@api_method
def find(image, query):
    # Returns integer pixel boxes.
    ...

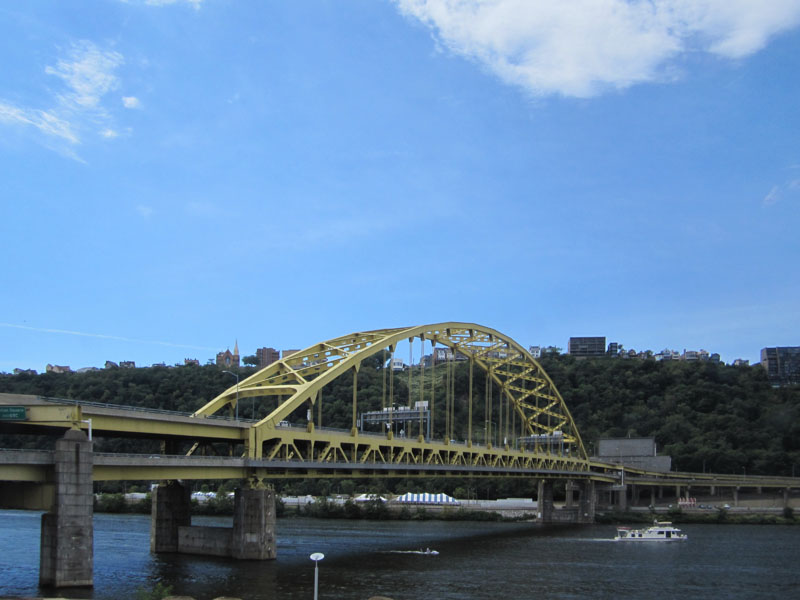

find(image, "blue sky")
[1,0,799,372]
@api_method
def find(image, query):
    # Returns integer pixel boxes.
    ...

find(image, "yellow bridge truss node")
[193,323,589,473]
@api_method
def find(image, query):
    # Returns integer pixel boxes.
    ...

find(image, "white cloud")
[0,40,129,157]
[45,41,123,111]
[393,0,800,97]
[122,96,141,109]
[0,103,79,143]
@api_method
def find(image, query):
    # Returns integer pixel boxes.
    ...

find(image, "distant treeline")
[2,355,798,490]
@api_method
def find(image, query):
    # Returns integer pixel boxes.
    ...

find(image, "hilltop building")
[568,337,606,358]
[256,347,280,368]
[760,346,800,386]
[45,364,71,374]
[216,341,240,369]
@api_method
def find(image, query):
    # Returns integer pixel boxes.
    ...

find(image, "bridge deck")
[1,394,798,489]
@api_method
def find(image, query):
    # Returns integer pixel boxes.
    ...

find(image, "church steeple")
[234,339,239,356]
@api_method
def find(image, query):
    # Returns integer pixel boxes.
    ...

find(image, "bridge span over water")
[1,323,798,589]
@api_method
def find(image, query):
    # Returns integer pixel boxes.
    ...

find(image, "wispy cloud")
[393,0,800,98]
[141,0,203,9]
[0,40,129,157]
[763,178,800,206]
[45,41,123,112]
[763,185,781,206]
[0,322,215,352]
[0,103,79,143]
[136,204,155,218]
[122,96,141,109]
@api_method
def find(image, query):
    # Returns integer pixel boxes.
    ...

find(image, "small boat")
[385,548,439,555]
[614,520,687,542]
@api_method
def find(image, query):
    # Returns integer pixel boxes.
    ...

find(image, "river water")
[1,510,798,599]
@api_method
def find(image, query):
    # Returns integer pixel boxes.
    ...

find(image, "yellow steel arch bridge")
[190,322,589,475]
[2,322,799,492]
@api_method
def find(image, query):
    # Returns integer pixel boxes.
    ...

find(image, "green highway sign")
[0,406,27,420]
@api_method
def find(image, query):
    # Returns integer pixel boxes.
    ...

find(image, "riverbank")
[596,508,798,525]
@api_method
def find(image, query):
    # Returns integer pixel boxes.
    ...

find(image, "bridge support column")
[650,487,656,507]
[733,487,739,507]
[578,480,595,523]
[616,485,627,510]
[565,481,578,509]
[231,487,276,559]
[151,481,191,553]
[784,488,790,508]
[40,429,93,589]
[537,480,553,523]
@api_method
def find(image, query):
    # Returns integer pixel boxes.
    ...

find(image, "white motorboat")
[614,520,687,542]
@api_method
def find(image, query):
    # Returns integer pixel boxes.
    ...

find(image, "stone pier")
[577,480,596,523]
[537,480,554,523]
[40,429,94,588]
[151,480,192,553]
[151,482,276,560]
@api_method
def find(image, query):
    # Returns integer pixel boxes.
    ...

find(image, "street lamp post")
[310,552,324,600]
[222,370,239,420]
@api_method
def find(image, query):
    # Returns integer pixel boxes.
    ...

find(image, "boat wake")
[382,549,440,555]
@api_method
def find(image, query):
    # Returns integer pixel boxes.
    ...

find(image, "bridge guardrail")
[39,396,253,422]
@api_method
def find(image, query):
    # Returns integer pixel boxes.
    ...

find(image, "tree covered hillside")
[1,356,798,477]
[537,355,799,476]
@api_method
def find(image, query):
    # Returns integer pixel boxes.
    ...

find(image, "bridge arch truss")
[193,323,589,475]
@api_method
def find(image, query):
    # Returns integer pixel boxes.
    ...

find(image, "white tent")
[393,492,460,506]
[354,493,387,503]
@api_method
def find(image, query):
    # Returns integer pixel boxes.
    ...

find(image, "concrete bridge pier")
[232,487,277,559]
[151,481,276,560]
[564,481,578,508]
[39,429,94,589]
[616,484,627,510]
[577,480,596,523]
[151,480,191,553]
[537,480,554,523]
